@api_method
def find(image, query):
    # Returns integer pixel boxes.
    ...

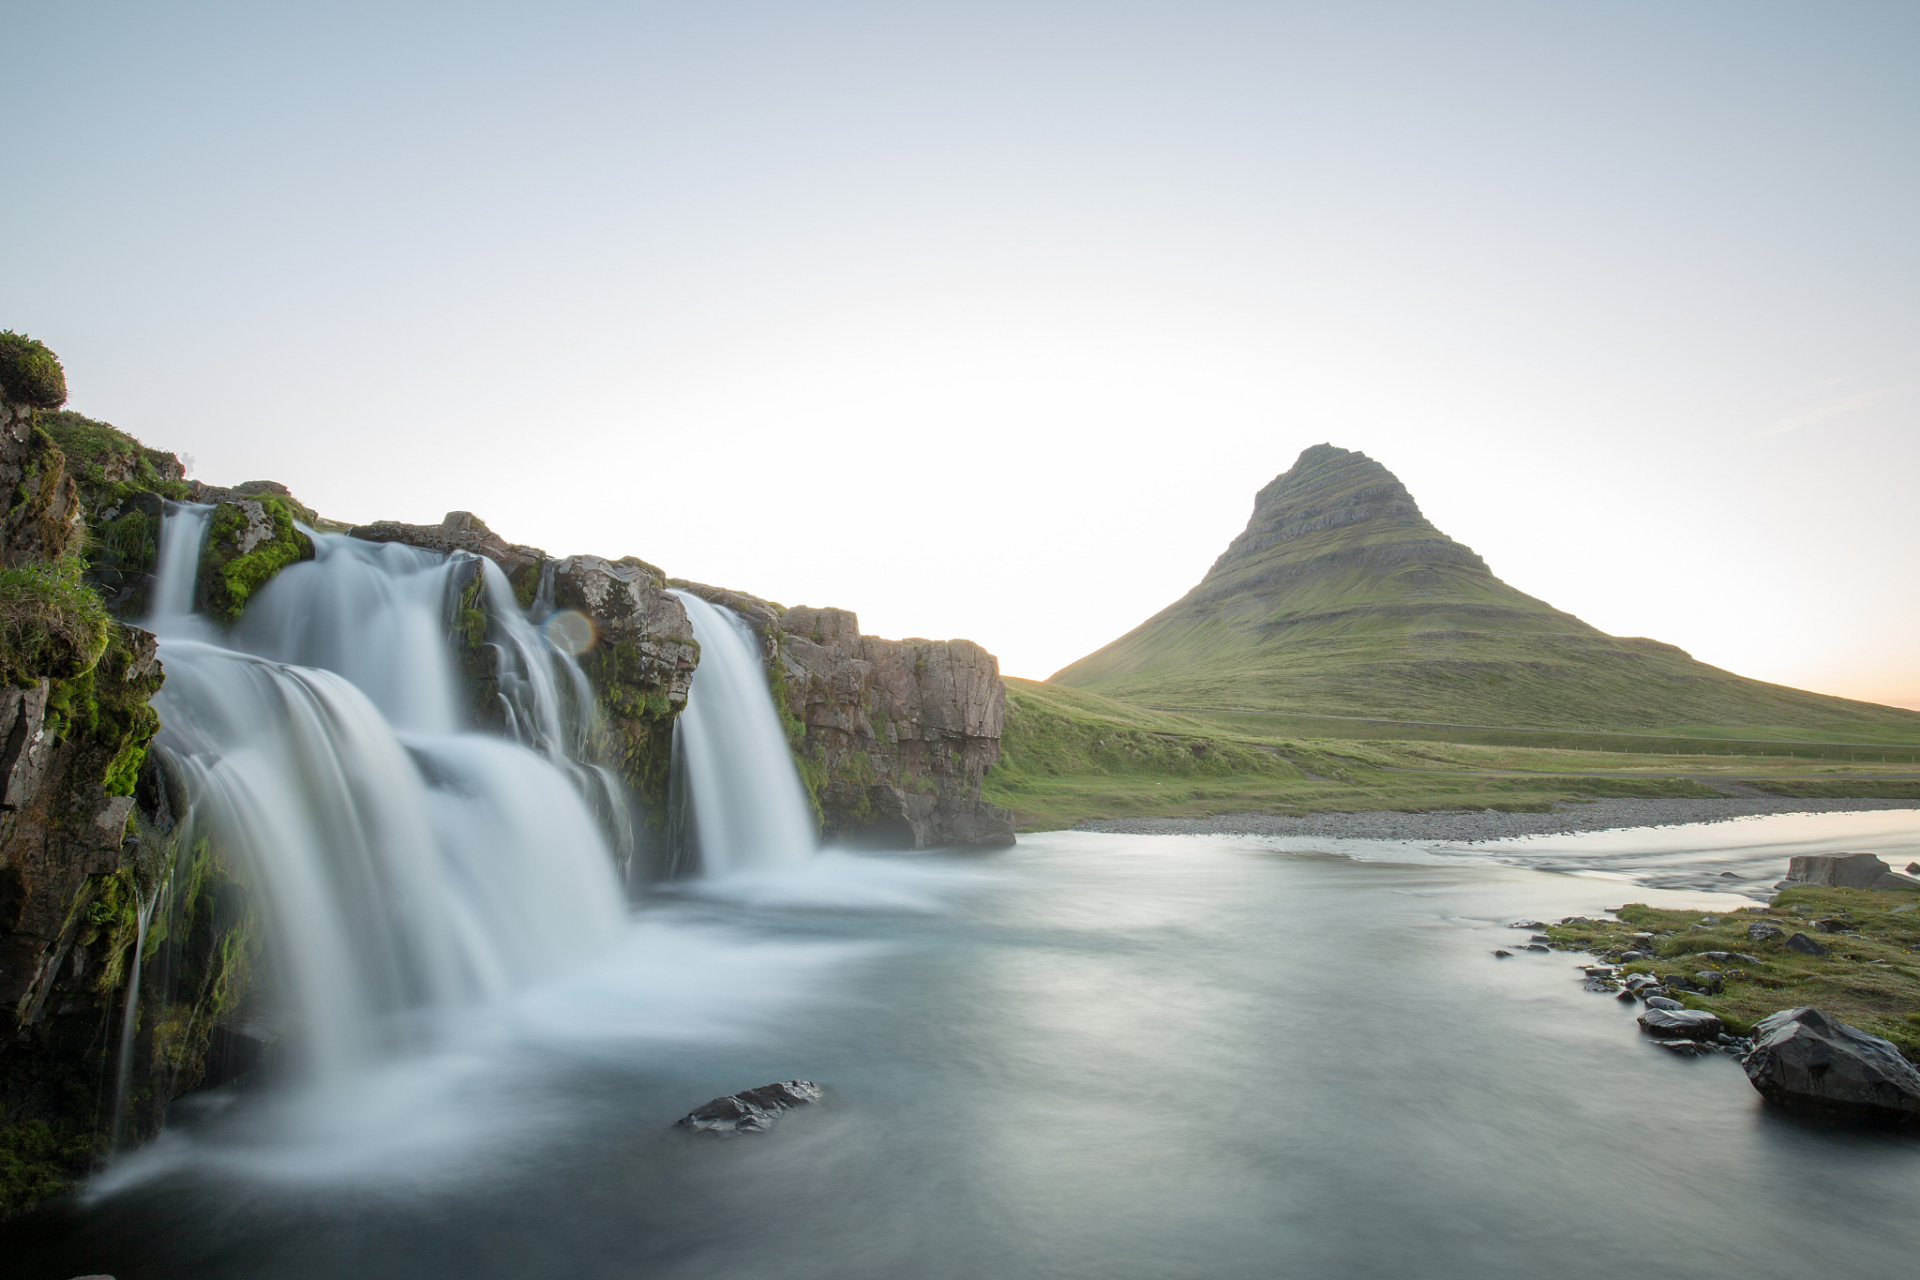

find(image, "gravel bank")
[1073,798,1920,843]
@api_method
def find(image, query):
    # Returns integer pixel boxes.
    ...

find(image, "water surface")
[16,814,1920,1279]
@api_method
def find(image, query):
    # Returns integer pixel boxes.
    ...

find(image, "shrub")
[0,331,68,409]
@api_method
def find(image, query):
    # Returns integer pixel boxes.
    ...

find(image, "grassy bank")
[1543,886,1920,1063]
[982,679,1768,831]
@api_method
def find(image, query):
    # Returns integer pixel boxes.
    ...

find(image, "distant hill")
[1050,444,1920,743]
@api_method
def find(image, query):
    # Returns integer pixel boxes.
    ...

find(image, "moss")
[0,331,67,408]
[197,495,315,623]
[579,638,687,831]
[1543,886,1920,1062]
[0,1119,93,1216]
[0,557,111,686]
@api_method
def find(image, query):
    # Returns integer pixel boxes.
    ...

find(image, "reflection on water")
[12,814,1920,1280]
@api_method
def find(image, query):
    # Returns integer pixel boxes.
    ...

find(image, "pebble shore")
[1073,798,1920,843]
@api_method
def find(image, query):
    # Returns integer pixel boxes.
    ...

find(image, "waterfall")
[143,515,628,1087]
[148,501,212,635]
[667,591,817,877]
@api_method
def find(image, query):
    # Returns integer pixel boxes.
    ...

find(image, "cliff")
[347,515,1015,853]
[672,583,1015,849]
[2,394,251,1215]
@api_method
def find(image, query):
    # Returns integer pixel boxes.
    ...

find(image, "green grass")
[0,557,112,685]
[1543,885,1920,1063]
[984,678,1743,830]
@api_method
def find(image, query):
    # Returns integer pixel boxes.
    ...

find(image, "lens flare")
[543,609,597,657]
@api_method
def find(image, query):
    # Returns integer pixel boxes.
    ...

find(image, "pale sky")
[10,2,1918,709]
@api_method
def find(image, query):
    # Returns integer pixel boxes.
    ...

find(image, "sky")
[8,2,1918,708]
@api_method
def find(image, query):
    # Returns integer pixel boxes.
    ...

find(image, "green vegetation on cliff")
[0,557,111,686]
[1050,445,1920,744]
[0,332,67,408]
[196,495,314,623]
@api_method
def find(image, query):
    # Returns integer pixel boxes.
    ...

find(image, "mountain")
[1049,444,1920,740]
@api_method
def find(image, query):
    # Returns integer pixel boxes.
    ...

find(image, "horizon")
[9,2,1916,709]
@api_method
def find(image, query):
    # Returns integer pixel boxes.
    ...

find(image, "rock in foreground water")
[1742,1008,1920,1124]
[1637,1008,1723,1040]
[677,1080,825,1134]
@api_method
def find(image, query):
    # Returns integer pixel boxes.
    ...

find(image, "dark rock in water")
[1616,988,1638,1001]
[1492,949,1512,958]
[677,1080,824,1134]
[1719,871,1738,877]
[1524,943,1550,953]
[1784,932,1829,957]
[1528,934,1552,943]
[1509,920,1545,930]
[1747,921,1785,943]
[1637,1008,1724,1040]
[1644,996,1685,1011]
[1742,1008,1920,1124]
[1654,1038,1711,1056]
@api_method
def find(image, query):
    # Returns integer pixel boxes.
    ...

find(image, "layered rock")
[674,583,1014,848]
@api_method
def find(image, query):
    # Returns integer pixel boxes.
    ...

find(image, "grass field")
[983,678,1920,831]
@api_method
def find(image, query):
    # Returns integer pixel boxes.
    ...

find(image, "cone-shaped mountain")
[1050,445,1920,736]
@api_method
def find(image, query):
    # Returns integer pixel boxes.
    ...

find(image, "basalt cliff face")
[671,583,1014,849]
[344,513,1013,852]
[1052,444,1920,736]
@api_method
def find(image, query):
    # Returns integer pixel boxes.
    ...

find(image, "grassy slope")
[1050,445,1920,742]
[984,679,1920,831]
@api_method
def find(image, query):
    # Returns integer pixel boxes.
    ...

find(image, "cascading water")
[667,590,817,877]
[141,514,629,1087]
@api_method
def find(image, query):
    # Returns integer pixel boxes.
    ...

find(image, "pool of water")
[13,813,1920,1279]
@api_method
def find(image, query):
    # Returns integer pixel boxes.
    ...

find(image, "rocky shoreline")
[1073,797,1920,843]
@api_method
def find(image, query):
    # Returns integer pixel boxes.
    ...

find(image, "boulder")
[1775,852,1920,892]
[350,510,544,582]
[1637,1008,1723,1040]
[1747,921,1785,943]
[676,1080,824,1135]
[1784,933,1829,957]
[1742,1007,1920,1124]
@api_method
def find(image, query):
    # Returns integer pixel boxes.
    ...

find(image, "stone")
[1509,920,1545,929]
[1719,871,1737,877]
[1644,996,1684,1011]
[676,1080,824,1135]
[1747,921,1785,943]
[1524,943,1550,952]
[1784,933,1829,957]
[1692,970,1725,991]
[1492,949,1512,957]
[1891,904,1917,915]
[1637,1008,1723,1040]
[1774,852,1920,892]
[1654,1039,1711,1056]
[1812,918,1849,934]
[350,510,544,582]
[1620,950,1651,960]
[1742,1008,1920,1124]
[1529,934,1551,943]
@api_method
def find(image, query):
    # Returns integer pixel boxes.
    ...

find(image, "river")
[14,811,1919,1279]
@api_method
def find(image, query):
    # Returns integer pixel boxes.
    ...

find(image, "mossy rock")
[0,331,67,409]
[0,557,112,687]
[194,497,314,623]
